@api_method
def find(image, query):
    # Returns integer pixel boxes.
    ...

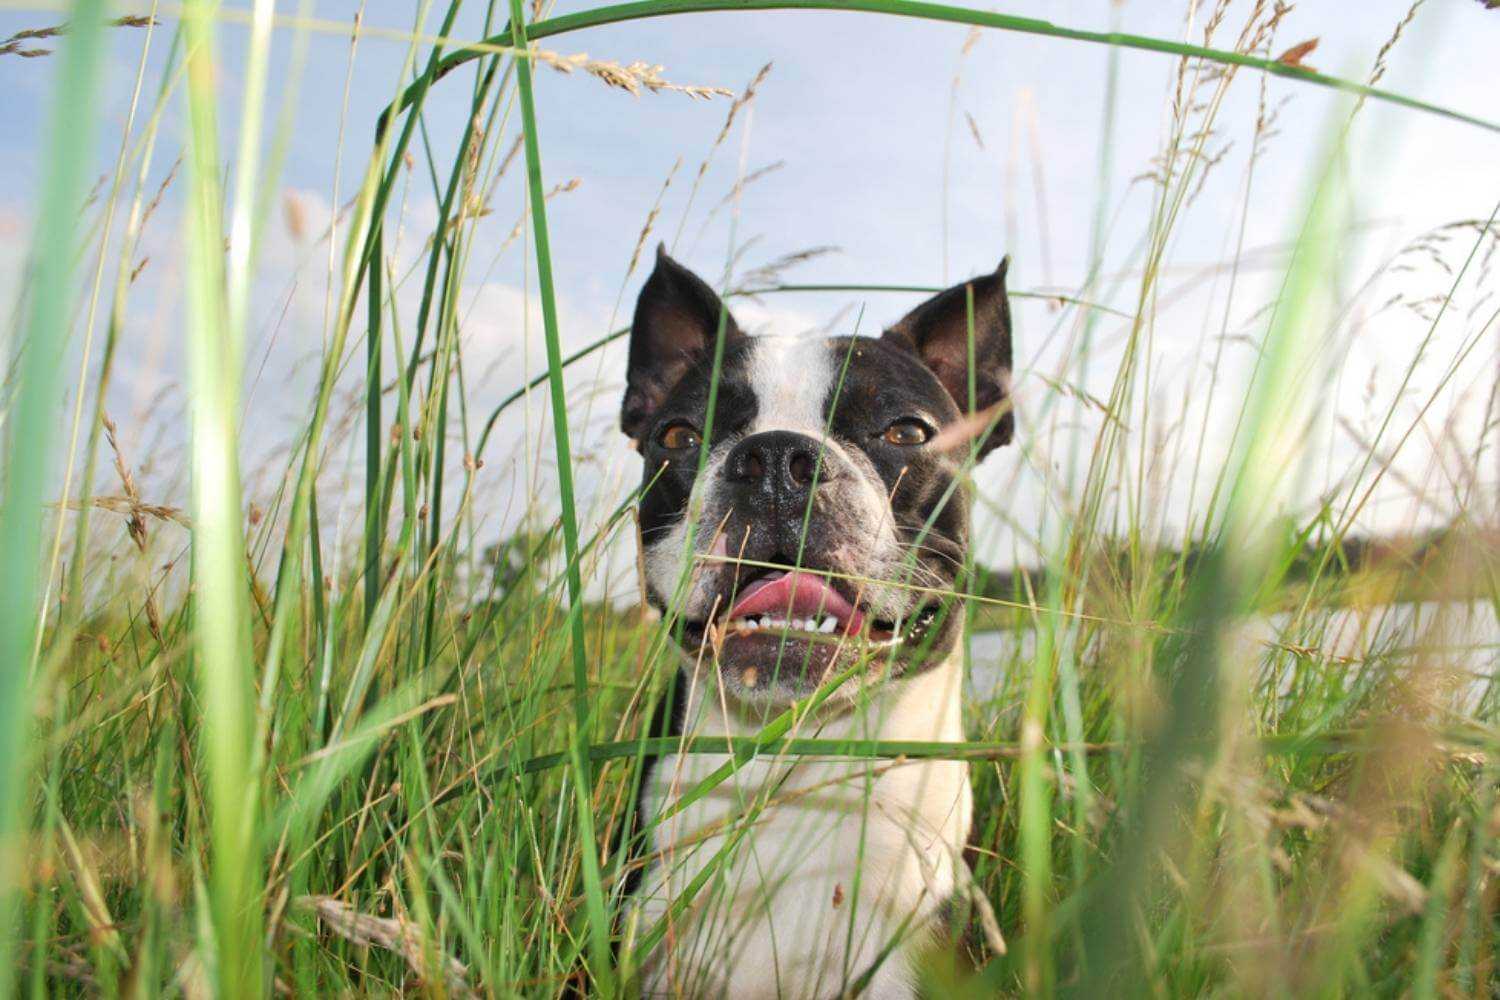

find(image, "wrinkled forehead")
[673,335,959,438]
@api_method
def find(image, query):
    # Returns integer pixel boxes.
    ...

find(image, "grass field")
[3,0,1499,996]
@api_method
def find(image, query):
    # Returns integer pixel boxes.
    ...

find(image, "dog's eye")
[657,422,702,450]
[881,419,932,447]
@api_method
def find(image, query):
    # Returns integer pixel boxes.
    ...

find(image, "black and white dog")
[620,247,1013,998]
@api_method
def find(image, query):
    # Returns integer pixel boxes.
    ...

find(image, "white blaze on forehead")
[747,336,834,435]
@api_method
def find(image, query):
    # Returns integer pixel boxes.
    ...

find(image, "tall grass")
[4,0,1497,996]
[1,0,108,991]
[506,0,613,988]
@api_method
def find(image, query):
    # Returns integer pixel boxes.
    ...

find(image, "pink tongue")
[727,571,865,634]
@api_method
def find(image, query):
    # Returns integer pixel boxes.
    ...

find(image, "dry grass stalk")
[138,157,181,233]
[49,411,188,643]
[1368,1,1424,87]
[712,159,783,211]
[299,895,477,997]
[733,244,840,295]
[57,818,126,959]
[52,494,189,530]
[105,414,151,550]
[965,111,985,150]
[459,113,487,226]
[0,12,733,106]
[99,414,176,641]
[710,62,774,147]
[283,193,309,242]
[929,399,1015,455]
[960,24,982,57]
[690,160,785,249]
[496,134,525,182]
[0,15,155,58]
[627,159,683,280]
[671,62,774,246]
[492,178,581,255]
[1347,0,1425,124]
[546,52,733,100]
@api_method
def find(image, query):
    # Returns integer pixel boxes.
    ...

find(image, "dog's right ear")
[882,257,1014,457]
[621,246,743,443]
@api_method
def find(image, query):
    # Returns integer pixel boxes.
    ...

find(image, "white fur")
[747,336,835,438]
[643,448,736,615]
[631,655,972,998]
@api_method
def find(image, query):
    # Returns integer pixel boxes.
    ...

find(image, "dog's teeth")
[746,619,759,630]
[819,617,837,633]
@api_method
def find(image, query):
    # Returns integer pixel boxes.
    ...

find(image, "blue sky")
[2,0,1497,585]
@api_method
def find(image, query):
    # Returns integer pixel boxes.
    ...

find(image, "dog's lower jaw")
[631,653,972,999]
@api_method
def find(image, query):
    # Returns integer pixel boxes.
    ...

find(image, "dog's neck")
[677,653,967,745]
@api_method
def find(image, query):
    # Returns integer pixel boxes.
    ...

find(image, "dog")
[619,246,1014,998]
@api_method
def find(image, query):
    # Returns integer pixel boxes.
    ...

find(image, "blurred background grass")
[1,0,1498,995]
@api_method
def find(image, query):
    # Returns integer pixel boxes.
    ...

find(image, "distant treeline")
[972,524,1500,607]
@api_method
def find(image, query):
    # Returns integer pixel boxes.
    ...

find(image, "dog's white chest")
[631,661,971,999]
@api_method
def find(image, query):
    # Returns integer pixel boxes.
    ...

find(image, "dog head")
[623,246,1014,705]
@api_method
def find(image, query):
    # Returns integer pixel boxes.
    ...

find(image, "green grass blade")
[0,1,108,993]
[505,4,615,991]
[399,0,1500,137]
[180,0,263,991]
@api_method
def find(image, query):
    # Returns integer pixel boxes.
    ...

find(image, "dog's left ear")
[882,257,1014,456]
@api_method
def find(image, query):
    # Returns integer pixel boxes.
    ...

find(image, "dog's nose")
[725,431,839,498]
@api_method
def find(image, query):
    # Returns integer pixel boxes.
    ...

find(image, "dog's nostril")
[787,451,816,486]
[743,449,765,481]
